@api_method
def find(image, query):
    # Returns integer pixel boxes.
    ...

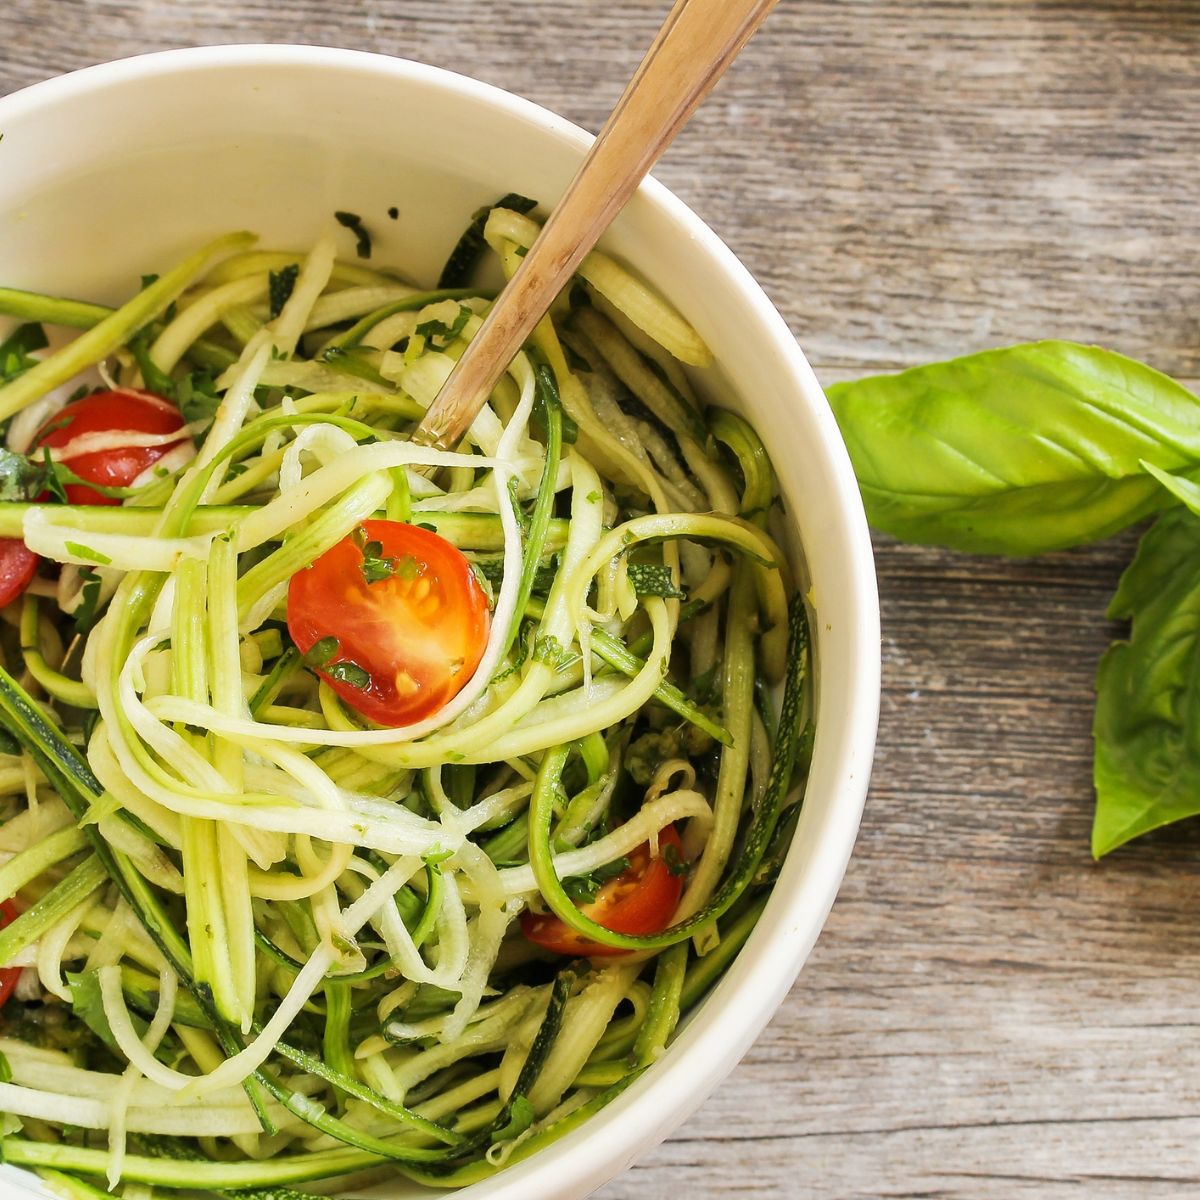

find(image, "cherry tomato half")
[0,898,23,1007]
[287,519,491,728]
[0,539,39,609]
[34,388,188,506]
[521,825,686,958]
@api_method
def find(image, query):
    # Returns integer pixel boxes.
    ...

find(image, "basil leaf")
[827,341,1200,555]
[1142,460,1200,516]
[1092,507,1200,855]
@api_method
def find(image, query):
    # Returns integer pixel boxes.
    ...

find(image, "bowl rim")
[0,44,881,1200]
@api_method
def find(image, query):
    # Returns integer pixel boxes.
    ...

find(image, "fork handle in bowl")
[411,0,779,454]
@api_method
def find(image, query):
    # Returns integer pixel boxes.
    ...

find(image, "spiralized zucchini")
[0,201,813,1196]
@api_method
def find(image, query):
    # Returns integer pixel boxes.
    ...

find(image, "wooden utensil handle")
[413,0,778,452]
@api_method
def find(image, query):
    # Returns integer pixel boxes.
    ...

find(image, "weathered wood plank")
[3,3,1199,1198]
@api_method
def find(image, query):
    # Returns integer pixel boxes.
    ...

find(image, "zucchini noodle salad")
[0,197,812,1197]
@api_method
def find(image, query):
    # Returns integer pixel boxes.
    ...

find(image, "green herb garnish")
[0,447,42,501]
[0,322,47,383]
[73,568,102,635]
[334,210,372,259]
[437,192,537,287]
[563,856,630,904]
[325,660,371,690]
[63,541,112,565]
[414,304,472,345]
[626,562,685,600]
[269,263,300,318]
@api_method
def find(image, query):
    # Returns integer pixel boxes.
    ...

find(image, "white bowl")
[0,45,880,1200]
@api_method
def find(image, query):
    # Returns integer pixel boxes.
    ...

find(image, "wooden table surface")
[3,2,1199,1197]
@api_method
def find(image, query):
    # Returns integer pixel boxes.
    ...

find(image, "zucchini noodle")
[0,203,815,1195]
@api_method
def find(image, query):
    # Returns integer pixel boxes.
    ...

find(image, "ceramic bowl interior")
[0,45,880,1200]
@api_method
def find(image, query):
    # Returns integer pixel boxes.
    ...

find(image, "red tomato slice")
[34,388,188,506]
[0,898,22,1007]
[287,519,491,727]
[521,825,686,958]
[0,538,39,609]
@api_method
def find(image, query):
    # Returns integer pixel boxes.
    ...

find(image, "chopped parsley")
[0,445,129,507]
[302,635,371,690]
[662,840,688,878]
[532,633,568,667]
[627,562,685,599]
[0,448,43,502]
[325,660,371,689]
[64,541,112,566]
[0,322,47,383]
[472,554,557,595]
[334,210,372,259]
[38,446,69,502]
[268,263,300,318]
[414,303,472,346]
[176,370,222,426]
[127,327,176,398]
[351,525,419,585]
[563,855,631,904]
[37,447,130,502]
[73,568,103,635]
[360,542,395,584]
[437,192,538,288]
[302,637,340,668]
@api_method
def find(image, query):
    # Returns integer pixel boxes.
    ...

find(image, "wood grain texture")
[3,2,1199,1197]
